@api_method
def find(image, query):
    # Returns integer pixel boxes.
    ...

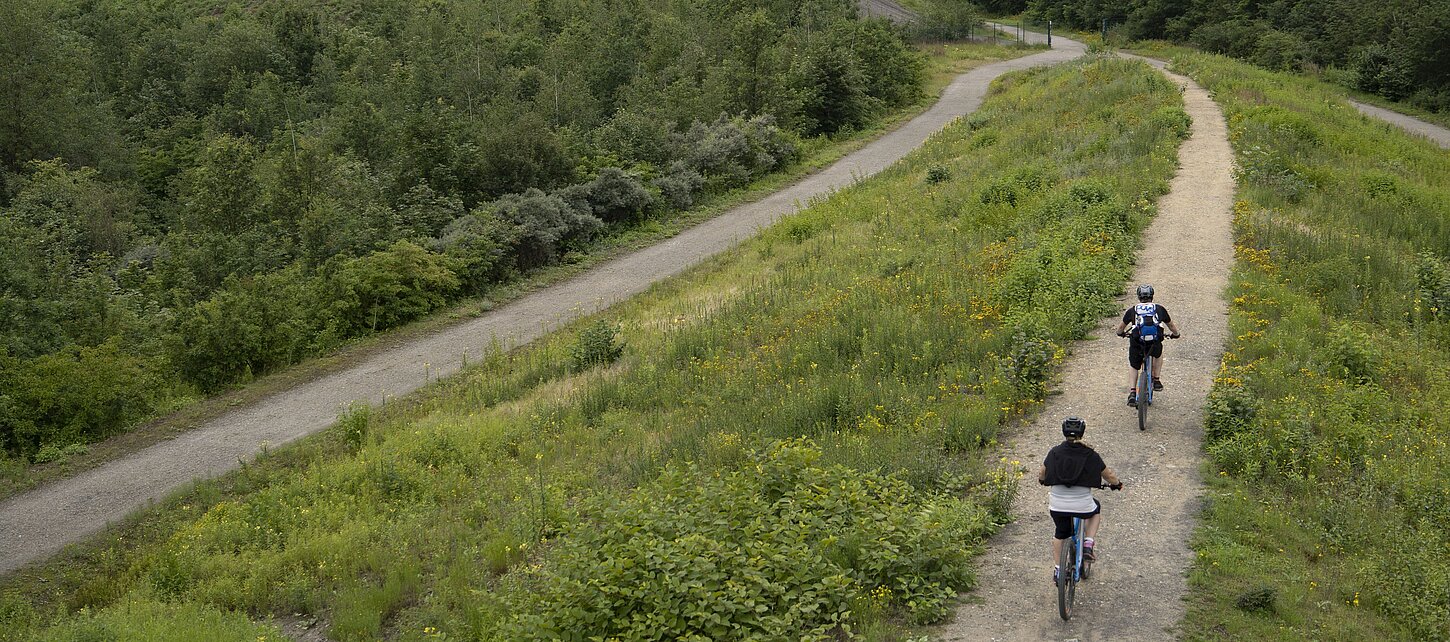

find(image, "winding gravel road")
[1349,99,1450,149]
[939,43,1236,640]
[0,38,1088,576]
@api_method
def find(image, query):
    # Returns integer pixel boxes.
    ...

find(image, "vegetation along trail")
[1348,100,1450,150]
[941,54,1235,640]
[0,39,1087,575]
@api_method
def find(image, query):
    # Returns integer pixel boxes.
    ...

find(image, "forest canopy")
[0,0,926,459]
[1019,0,1450,111]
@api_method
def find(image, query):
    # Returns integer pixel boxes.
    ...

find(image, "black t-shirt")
[1042,441,1106,487]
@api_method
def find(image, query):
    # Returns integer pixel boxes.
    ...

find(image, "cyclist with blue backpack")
[1115,284,1181,407]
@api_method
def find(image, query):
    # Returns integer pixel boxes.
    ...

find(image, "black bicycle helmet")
[1061,416,1086,439]
[1136,284,1155,302]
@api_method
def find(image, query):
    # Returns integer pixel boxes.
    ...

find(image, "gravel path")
[857,0,918,24]
[1348,100,1450,149]
[939,53,1236,640]
[0,39,1087,576]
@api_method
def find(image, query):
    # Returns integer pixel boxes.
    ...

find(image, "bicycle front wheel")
[1137,358,1151,431]
[1058,538,1076,620]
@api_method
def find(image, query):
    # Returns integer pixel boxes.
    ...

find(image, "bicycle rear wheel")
[1058,538,1076,620]
[1137,357,1151,431]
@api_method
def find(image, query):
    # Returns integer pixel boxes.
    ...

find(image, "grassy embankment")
[1131,45,1450,641]
[0,39,1033,501]
[0,56,1188,640]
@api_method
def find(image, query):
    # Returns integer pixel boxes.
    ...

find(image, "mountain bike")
[1121,326,1178,431]
[1057,484,1119,621]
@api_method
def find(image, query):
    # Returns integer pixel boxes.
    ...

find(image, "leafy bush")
[1149,106,1192,140]
[1354,44,1415,101]
[432,210,520,293]
[559,167,653,224]
[650,162,705,210]
[591,108,676,166]
[568,320,624,372]
[489,189,603,270]
[1318,323,1378,384]
[680,115,798,190]
[926,164,951,184]
[0,339,164,456]
[1002,328,1057,398]
[170,268,314,392]
[502,441,985,639]
[915,0,980,41]
[320,240,461,337]
[790,38,875,136]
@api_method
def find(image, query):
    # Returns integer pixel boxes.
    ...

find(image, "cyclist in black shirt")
[1115,284,1181,407]
[1040,417,1122,581]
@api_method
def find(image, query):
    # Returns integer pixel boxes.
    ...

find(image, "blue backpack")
[1133,303,1160,342]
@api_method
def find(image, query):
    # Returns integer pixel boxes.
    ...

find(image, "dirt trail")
[1348,100,1450,149]
[940,55,1236,640]
[0,39,1088,576]
[857,0,918,24]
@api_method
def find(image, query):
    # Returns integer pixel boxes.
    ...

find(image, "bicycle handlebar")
[1118,326,1180,339]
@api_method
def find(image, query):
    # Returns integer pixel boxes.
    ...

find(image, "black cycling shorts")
[1128,338,1163,370]
[1049,498,1101,540]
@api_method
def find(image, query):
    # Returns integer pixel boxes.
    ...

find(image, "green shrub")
[170,268,314,392]
[1149,106,1192,140]
[1234,586,1276,613]
[568,320,624,372]
[926,164,951,184]
[1319,323,1378,384]
[37,596,281,642]
[320,240,461,337]
[1203,385,1256,444]
[0,338,164,456]
[337,404,371,454]
[32,444,65,464]
[1002,329,1057,399]
[501,441,983,639]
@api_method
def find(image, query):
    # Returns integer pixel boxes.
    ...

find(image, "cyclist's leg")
[1080,499,1104,539]
[1050,511,1075,573]
[1080,500,1103,559]
[1149,341,1165,381]
[1127,342,1145,403]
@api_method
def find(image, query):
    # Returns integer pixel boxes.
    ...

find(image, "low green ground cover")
[1137,46,1450,641]
[0,56,1186,640]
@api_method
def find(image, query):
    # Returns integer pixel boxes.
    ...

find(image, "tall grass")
[1135,45,1450,641]
[0,56,1187,640]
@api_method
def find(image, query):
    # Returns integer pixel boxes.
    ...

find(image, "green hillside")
[0,56,1189,640]
[1126,46,1450,641]
[0,0,926,465]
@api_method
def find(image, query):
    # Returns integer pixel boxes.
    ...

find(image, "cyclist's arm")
[1167,320,1180,335]
[1102,468,1121,486]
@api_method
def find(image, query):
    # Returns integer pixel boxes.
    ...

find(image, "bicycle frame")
[1137,350,1153,431]
[1058,516,1089,620]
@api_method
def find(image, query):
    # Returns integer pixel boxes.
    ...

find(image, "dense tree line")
[1023,0,1450,111]
[0,0,926,459]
